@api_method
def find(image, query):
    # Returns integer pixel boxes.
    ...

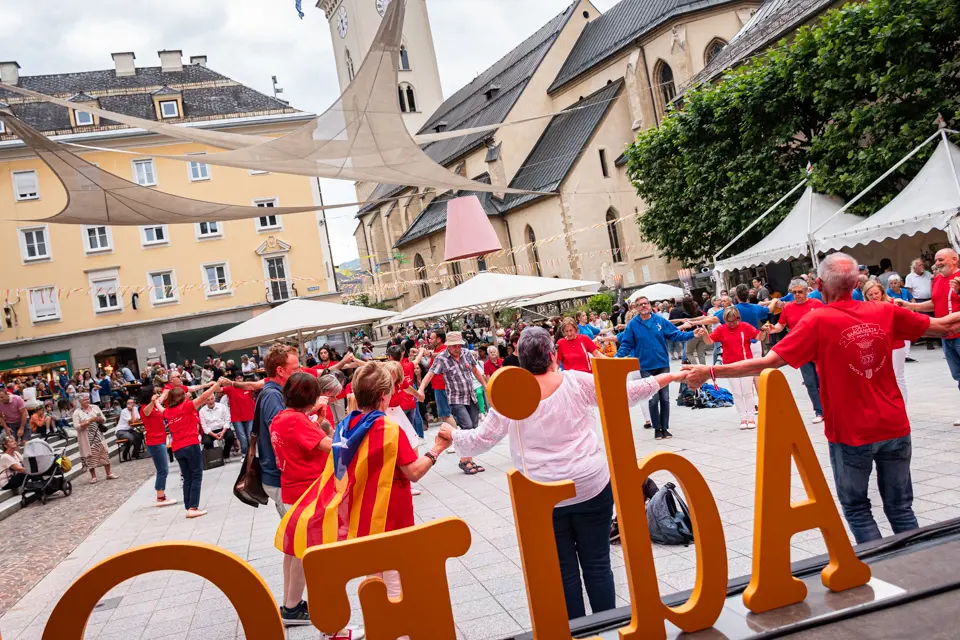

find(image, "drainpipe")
[503,219,519,272]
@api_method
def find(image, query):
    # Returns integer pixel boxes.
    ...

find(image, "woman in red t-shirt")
[483,345,503,377]
[138,386,176,508]
[699,307,767,430]
[161,380,221,518]
[556,317,605,373]
[863,280,909,403]
[220,374,263,456]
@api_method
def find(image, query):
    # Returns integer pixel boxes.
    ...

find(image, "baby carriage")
[20,439,72,507]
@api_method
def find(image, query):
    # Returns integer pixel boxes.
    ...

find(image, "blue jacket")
[852,288,865,301]
[615,314,694,371]
[255,380,285,488]
[578,323,600,338]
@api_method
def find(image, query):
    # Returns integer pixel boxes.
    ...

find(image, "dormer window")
[67,93,99,128]
[160,101,179,118]
[484,84,501,100]
[75,110,94,126]
[153,86,184,120]
[434,121,448,133]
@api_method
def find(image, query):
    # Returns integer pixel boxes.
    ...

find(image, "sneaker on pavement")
[954,418,960,427]
[739,421,749,430]
[185,509,207,519]
[643,422,653,429]
[322,625,365,639]
[156,497,178,508]
[446,446,457,454]
[746,422,757,430]
[662,430,674,439]
[812,416,824,424]
[281,601,312,627]
[411,488,422,496]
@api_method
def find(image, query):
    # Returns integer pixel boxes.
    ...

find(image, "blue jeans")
[405,408,424,438]
[434,388,451,418]
[944,338,960,392]
[641,367,671,431]
[553,482,616,619]
[799,362,824,417]
[233,420,253,455]
[828,435,917,544]
[450,402,479,430]
[173,444,203,511]
[146,444,168,492]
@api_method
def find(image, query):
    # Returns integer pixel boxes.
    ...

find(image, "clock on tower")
[376,0,390,17]
[337,5,349,38]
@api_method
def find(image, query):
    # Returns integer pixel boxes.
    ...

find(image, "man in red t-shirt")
[684,253,960,544]
[896,248,960,425]
[219,374,264,456]
[767,278,827,423]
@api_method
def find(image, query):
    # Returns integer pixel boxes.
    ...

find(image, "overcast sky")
[0,0,618,265]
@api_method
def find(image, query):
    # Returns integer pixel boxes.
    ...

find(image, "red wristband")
[709,366,720,391]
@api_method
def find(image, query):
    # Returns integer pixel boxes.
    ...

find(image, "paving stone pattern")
[0,349,958,640]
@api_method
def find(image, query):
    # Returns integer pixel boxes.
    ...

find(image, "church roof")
[394,174,500,248]
[501,79,623,212]
[358,2,578,215]
[548,0,738,94]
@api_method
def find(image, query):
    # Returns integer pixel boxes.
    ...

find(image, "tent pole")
[297,329,305,356]
[713,177,808,264]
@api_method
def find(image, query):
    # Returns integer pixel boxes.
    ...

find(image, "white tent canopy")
[375,287,461,328]
[628,283,685,302]
[716,187,860,272]
[201,299,396,353]
[817,135,960,253]
[388,273,599,324]
[518,288,598,307]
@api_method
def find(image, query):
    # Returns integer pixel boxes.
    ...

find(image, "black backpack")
[647,482,694,546]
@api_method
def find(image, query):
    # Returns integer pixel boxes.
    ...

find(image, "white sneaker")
[746,422,757,430]
[322,625,365,639]
[954,418,960,426]
[156,497,178,508]
[411,488,422,496]
[185,509,208,519]
[739,421,749,430]
[812,416,824,424]
[446,446,457,454]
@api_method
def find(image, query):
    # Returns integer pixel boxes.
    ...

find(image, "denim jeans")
[799,362,824,417]
[405,408,424,438]
[146,444,169,492]
[641,367,671,431]
[173,444,203,510]
[944,338,960,392]
[232,420,254,455]
[552,482,616,619]
[450,402,480,430]
[828,435,917,544]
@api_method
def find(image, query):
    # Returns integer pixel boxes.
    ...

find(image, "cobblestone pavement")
[0,348,958,639]
[0,457,156,616]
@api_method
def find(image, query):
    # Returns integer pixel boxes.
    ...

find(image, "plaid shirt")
[429,349,480,406]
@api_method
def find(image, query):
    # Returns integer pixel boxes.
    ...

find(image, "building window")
[195,221,222,239]
[159,101,179,118]
[133,159,157,186]
[75,110,94,126]
[19,226,50,262]
[704,38,727,66]
[12,170,39,201]
[149,270,178,304]
[398,83,417,113]
[599,149,610,178]
[477,255,487,272]
[526,225,542,277]
[188,156,211,181]
[606,209,624,264]
[91,277,121,313]
[345,48,356,82]
[204,262,231,297]
[265,257,291,302]
[28,286,60,323]
[450,261,463,286]
[255,199,281,230]
[141,225,168,246]
[414,254,430,299]
[399,45,411,71]
[656,60,677,110]
[83,225,113,253]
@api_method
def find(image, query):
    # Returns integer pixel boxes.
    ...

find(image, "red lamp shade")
[444,195,503,261]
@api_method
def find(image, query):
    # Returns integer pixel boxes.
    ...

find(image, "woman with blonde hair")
[557,317,606,373]
[862,280,909,402]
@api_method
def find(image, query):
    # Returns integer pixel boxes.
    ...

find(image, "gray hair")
[517,327,555,375]
[888,274,902,285]
[487,345,499,359]
[818,252,859,294]
[788,278,807,291]
[316,374,343,398]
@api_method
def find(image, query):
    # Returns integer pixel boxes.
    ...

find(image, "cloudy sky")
[1,0,618,265]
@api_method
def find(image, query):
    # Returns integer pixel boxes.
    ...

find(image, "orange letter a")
[743,370,871,613]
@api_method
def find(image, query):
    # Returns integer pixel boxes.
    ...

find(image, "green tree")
[347,293,391,311]
[624,0,960,266]
[588,293,614,314]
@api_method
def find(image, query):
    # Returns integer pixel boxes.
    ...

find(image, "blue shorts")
[434,388,451,418]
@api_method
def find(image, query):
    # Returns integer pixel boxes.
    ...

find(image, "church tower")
[318,0,444,134]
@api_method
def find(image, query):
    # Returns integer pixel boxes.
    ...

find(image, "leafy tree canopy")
[624,0,960,266]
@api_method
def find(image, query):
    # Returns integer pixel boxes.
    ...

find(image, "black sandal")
[474,463,486,472]
[458,461,479,475]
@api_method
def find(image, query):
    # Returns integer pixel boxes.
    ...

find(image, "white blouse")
[454,370,660,507]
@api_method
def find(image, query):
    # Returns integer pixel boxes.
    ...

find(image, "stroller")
[20,439,72,507]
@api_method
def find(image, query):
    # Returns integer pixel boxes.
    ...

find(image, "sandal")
[89,477,98,484]
[106,474,119,480]
[474,463,486,472]
[458,461,479,475]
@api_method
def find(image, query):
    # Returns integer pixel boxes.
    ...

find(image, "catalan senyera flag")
[275,410,401,558]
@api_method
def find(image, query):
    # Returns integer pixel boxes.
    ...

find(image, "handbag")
[202,446,225,471]
[234,429,270,507]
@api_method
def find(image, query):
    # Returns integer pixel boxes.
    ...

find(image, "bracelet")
[424,451,438,466]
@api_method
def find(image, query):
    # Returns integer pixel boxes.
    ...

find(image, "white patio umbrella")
[201,299,396,354]
[627,283,685,303]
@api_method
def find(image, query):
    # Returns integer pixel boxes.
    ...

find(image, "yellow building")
[0,51,337,379]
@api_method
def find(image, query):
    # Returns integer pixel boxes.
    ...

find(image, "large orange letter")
[43,542,283,640]
[743,369,870,613]
[594,358,728,640]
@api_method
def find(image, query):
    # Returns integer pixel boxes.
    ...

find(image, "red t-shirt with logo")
[772,300,930,446]
[429,344,447,390]
[271,409,329,504]
[710,322,759,364]
[222,386,255,423]
[932,272,960,339]
[162,401,201,452]
[779,298,824,330]
[389,360,416,411]
[556,335,598,373]
[140,404,167,447]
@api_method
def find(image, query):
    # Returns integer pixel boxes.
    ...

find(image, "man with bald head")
[896,248,960,423]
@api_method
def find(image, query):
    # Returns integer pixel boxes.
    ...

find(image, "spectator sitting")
[116,398,145,460]
[199,394,236,460]
[0,435,25,492]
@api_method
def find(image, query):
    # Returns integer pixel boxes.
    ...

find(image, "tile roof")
[0,64,299,136]
[679,0,837,94]
[394,174,500,247]
[548,0,737,94]
[500,79,623,212]
[358,2,578,215]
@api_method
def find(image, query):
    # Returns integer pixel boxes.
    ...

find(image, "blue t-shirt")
[578,323,600,338]
[852,288,865,301]
[887,288,913,301]
[714,302,769,330]
[782,290,823,303]
[255,380,285,488]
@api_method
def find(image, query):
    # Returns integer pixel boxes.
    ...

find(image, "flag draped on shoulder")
[275,410,401,558]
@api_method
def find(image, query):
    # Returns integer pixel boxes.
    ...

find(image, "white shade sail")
[817,137,960,252]
[716,187,860,272]
[518,288,598,307]
[388,273,599,324]
[200,299,396,353]
[628,283,685,302]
